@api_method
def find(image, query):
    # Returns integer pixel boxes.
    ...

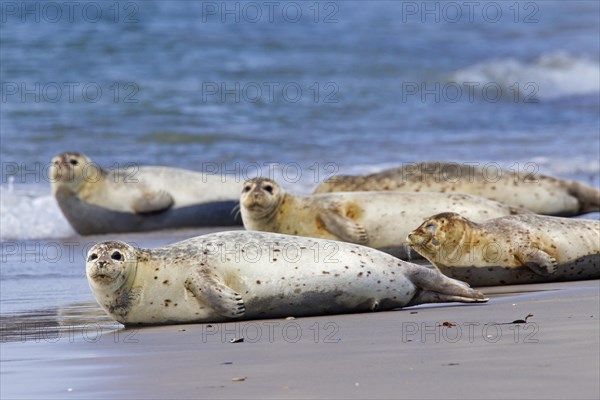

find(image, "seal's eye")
[263,184,273,194]
[111,251,123,261]
[243,185,251,193]
[69,159,79,166]
[88,253,98,261]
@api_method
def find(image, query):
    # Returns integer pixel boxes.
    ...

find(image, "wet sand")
[2,279,598,399]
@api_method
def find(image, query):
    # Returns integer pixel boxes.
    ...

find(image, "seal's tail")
[569,181,600,214]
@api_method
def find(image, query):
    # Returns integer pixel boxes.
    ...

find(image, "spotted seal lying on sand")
[240,177,529,259]
[314,162,600,216]
[407,213,600,286]
[86,231,488,325]
[50,152,242,235]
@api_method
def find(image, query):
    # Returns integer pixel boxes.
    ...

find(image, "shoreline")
[2,280,598,399]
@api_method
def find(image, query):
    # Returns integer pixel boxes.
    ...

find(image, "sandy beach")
[2,2,599,399]
[2,278,598,399]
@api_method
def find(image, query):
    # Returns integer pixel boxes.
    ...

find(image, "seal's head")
[50,152,101,193]
[407,212,473,259]
[240,178,284,220]
[86,241,138,292]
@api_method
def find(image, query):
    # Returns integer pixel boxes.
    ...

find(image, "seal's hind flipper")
[402,264,488,304]
[517,247,557,276]
[132,190,174,214]
[407,290,488,306]
[317,204,369,244]
[185,272,246,318]
[569,181,600,214]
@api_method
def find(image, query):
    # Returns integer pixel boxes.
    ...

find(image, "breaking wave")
[452,51,600,100]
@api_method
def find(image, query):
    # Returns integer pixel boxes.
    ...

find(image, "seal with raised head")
[240,177,529,259]
[50,152,242,235]
[314,162,600,216]
[407,213,600,286]
[86,231,488,325]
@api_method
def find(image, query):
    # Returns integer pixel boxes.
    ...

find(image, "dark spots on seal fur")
[256,280,261,284]
[322,271,330,274]
[357,272,363,277]
[154,276,158,280]
[164,299,172,307]
[163,279,169,285]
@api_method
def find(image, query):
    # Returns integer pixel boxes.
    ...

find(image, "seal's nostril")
[98,261,107,268]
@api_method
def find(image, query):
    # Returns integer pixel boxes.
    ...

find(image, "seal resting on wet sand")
[314,162,600,216]
[50,152,242,234]
[86,231,488,325]
[408,213,600,286]
[240,177,529,259]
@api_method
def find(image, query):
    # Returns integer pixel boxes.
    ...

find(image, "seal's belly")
[240,278,416,318]
[124,267,417,324]
[437,254,600,287]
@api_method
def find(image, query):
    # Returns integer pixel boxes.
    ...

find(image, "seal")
[314,162,600,216]
[50,152,242,235]
[240,178,529,259]
[86,231,488,325]
[407,213,600,286]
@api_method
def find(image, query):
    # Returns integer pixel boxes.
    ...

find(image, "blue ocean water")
[1,1,599,318]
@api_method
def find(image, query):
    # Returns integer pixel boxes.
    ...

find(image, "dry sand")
[1,279,598,399]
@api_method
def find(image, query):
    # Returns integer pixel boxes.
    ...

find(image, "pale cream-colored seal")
[50,152,241,234]
[314,162,600,216]
[408,213,600,286]
[86,231,487,325]
[240,177,529,259]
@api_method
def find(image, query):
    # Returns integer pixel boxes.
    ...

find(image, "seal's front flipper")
[132,190,174,214]
[403,264,488,304]
[317,204,369,244]
[185,271,245,318]
[517,247,557,276]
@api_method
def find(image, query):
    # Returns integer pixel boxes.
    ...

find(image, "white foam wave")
[452,51,600,100]
[0,181,76,241]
